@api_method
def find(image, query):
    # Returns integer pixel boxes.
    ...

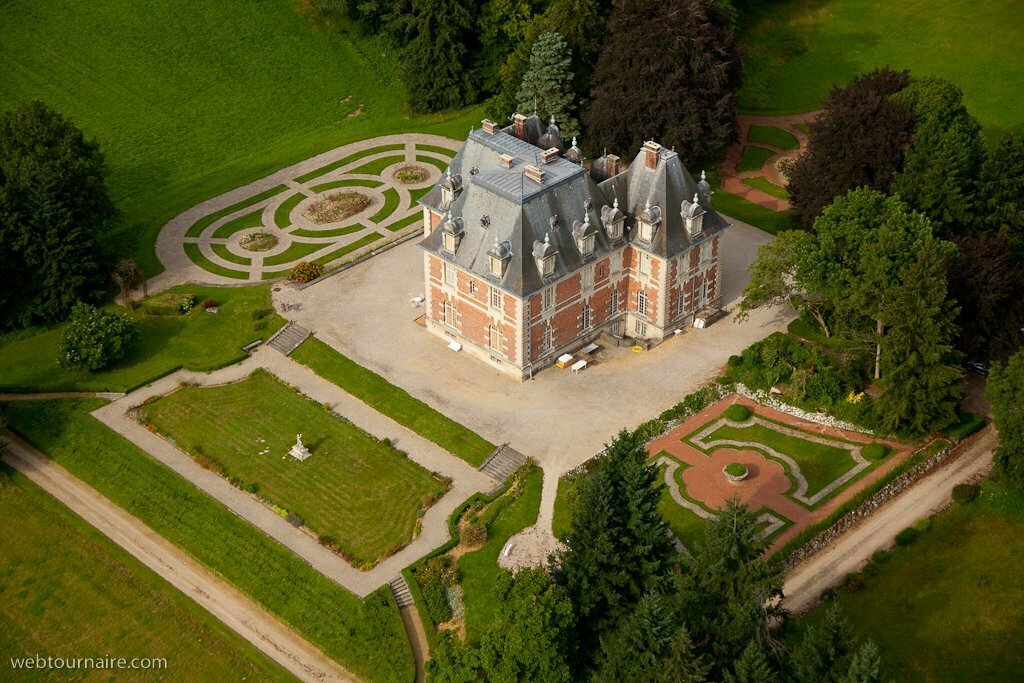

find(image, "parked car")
[966,359,990,376]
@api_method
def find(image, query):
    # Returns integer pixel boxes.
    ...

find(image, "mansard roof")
[419,123,729,296]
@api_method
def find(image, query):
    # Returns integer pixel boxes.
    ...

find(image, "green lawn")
[292,224,368,239]
[0,284,284,393]
[459,467,543,644]
[295,144,407,184]
[315,232,385,267]
[0,467,292,682]
[275,192,306,228]
[211,208,265,239]
[738,0,1024,136]
[552,476,577,541]
[747,125,800,150]
[370,188,401,224]
[0,0,481,277]
[699,420,859,498]
[791,482,1024,681]
[1,398,413,682]
[743,175,791,200]
[184,243,250,279]
[657,463,711,552]
[263,240,329,267]
[310,178,385,193]
[292,337,495,466]
[185,185,287,238]
[736,145,776,173]
[349,155,406,176]
[140,370,445,565]
[211,242,253,266]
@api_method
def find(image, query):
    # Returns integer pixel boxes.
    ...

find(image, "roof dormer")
[440,215,464,254]
[572,218,597,259]
[635,201,661,243]
[533,233,557,279]
[440,168,463,208]
[601,197,625,242]
[488,238,512,279]
[681,193,706,238]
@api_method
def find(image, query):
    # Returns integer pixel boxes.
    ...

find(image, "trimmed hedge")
[724,404,752,422]
[861,443,890,461]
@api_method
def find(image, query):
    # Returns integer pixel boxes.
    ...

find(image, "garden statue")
[289,433,312,461]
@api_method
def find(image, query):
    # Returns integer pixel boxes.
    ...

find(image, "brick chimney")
[499,154,515,168]
[482,119,498,134]
[512,113,528,140]
[524,164,545,184]
[539,147,560,164]
[605,154,621,177]
[644,141,662,170]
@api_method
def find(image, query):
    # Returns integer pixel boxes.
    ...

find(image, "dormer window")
[440,216,464,255]
[533,233,557,279]
[440,168,463,208]
[636,202,661,243]
[681,193,706,238]
[572,218,596,259]
[488,239,512,278]
[601,197,625,242]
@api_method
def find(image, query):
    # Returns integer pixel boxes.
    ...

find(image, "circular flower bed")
[723,462,748,482]
[303,191,371,224]
[239,231,279,252]
[392,164,429,184]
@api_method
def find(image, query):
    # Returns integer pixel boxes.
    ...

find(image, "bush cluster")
[952,483,980,504]
[861,443,889,461]
[944,412,986,441]
[57,303,139,372]
[418,556,457,625]
[287,261,324,283]
[894,527,919,546]
[724,404,752,422]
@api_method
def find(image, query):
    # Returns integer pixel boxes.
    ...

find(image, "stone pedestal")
[288,434,312,461]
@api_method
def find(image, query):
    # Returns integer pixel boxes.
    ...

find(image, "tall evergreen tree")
[789,604,874,683]
[976,132,1024,258]
[515,32,579,138]
[787,68,914,229]
[402,0,477,112]
[678,500,785,677]
[477,0,541,95]
[840,640,881,683]
[876,239,963,435]
[985,350,1024,489]
[582,0,741,163]
[0,100,114,328]
[558,429,676,666]
[724,641,780,683]
[596,592,709,683]
[891,77,986,233]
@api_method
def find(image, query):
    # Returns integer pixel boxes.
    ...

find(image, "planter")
[723,463,748,483]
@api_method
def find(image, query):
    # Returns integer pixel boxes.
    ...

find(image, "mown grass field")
[141,370,444,564]
[739,0,1024,136]
[0,466,292,682]
[790,482,1024,681]
[0,285,284,393]
[0,0,481,276]
[1,398,414,682]
[292,337,496,466]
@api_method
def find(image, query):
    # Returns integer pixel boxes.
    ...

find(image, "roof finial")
[613,196,619,210]
[644,200,651,212]
[700,169,706,181]
[693,192,700,204]
[534,101,539,116]
[544,231,550,245]
[571,136,577,148]
[550,115,556,126]
[470,125,474,134]
[446,167,451,179]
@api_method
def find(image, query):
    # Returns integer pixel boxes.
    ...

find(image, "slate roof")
[419,119,729,297]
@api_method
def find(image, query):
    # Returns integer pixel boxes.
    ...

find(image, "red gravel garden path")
[647,394,923,551]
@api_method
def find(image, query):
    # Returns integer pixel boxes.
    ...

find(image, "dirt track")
[2,431,357,683]
[782,427,996,614]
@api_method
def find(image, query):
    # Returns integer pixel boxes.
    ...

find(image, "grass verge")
[747,125,800,150]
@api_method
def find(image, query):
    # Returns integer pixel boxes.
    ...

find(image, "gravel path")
[2,431,357,683]
[782,426,996,613]
[91,347,496,598]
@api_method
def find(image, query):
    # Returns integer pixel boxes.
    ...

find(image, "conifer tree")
[789,605,860,683]
[986,350,1024,489]
[515,32,579,138]
[976,132,1024,257]
[558,429,676,664]
[877,239,963,435]
[402,0,477,112]
[724,641,780,683]
[840,641,881,683]
[596,592,709,683]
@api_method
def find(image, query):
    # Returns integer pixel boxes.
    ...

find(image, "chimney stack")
[512,113,528,140]
[499,154,515,168]
[606,154,621,177]
[644,141,662,170]
[524,164,545,184]
[539,147,560,164]
[482,119,498,134]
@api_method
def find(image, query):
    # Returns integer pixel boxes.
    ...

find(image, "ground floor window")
[489,325,503,354]
[611,289,619,314]
[637,289,648,316]
[444,300,456,327]
[540,325,553,354]
[582,306,592,331]
[634,319,647,337]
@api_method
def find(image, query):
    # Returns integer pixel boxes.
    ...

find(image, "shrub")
[57,303,139,371]
[724,404,752,422]
[952,483,980,504]
[914,517,931,532]
[179,294,197,313]
[420,577,451,624]
[841,572,865,591]
[724,462,747,477]
[285,512,304,527]
[242,482,259,494]
[287,261,324,283]
[894,527,919,546]
[253,321,267,332]
[944,412,986,441]
[862,549,892,576]
[202,298,219,309]
[461,521,487,547]
[632,418,667,443]
[861,443,889,461]
[252,307,274,320]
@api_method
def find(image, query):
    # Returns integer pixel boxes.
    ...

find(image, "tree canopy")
[0,100,114,328]
[402,0,477,112]
[986,350,1024,489]
[582,0,741,163]
[515,32,579,138]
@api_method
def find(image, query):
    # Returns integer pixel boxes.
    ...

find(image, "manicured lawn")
[263,240,329,266]
[184,243,250,279]
[349,155,406,176]
[0,467,292,682]
[385,213,422,232]
[292,337,495,466]
[416,144,457,157]
[714,190,794,234]
[370,188,401,223]
[747,125,799,150]
[211,242,253,266]
[738,0,1024,136]
[275,192,305,228]
[141,370,445,564]
[295,145,406,184]
[699,421,858,498]
[309,178,384,193]
[292,224,368,239]
[552,476,577,541]
[736,145,776,173]
[791,482,1024,681]
[0,284,285,393]
[416,155,450,172]
[1,398,413,682]
[0,0,481,276]
[658,463,710,551]
[459,467,543,644]
[185,185,286,238]
[211,208,265,239]
[743,175,791,200]
[315,232,385,267]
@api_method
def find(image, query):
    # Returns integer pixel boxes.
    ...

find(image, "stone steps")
[267,322,311,356]
[479,444,528,483]
[388,576,414,607]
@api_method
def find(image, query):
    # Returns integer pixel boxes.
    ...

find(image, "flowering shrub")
[287,261,324,283]
[57,303,139,371]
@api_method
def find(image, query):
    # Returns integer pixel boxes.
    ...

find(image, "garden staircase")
[267,322,310,356]
[478,444,528,483]
[388,576,414,607]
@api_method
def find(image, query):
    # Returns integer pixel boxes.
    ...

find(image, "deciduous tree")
[582,0,741,163]
[57,303,138,372]
[985,350,1024,489]
[787,68,913,229]
[0,100,114,328]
